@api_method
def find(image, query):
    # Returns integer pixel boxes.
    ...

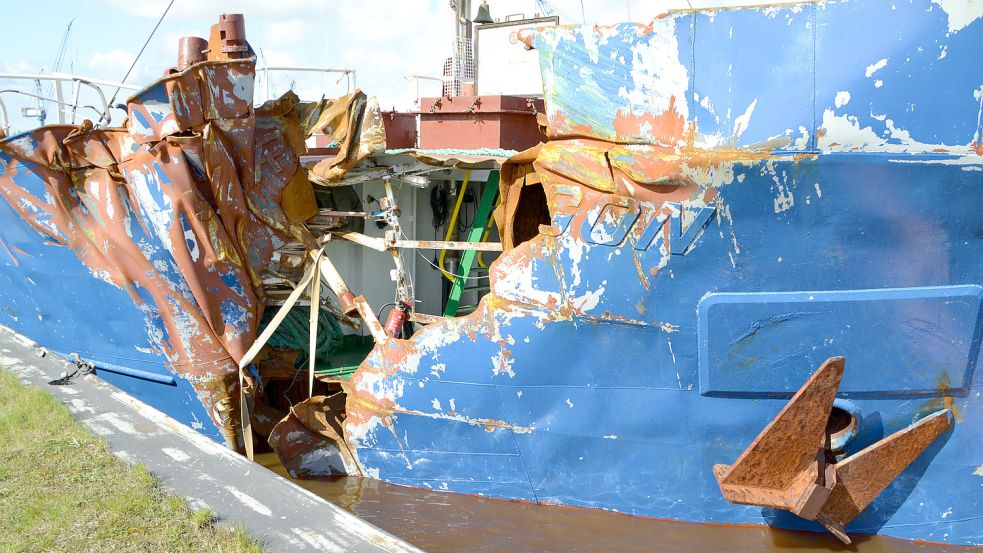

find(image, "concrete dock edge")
[0,326,425,553]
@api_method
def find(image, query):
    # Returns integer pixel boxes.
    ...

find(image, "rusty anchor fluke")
[713,357,953,544]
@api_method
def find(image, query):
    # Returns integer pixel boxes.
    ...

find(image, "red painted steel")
[419,94,545,151]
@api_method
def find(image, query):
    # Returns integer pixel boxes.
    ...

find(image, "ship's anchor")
[713,357,953,544]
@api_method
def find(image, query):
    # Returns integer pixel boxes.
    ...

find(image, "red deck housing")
[419,95,545,151]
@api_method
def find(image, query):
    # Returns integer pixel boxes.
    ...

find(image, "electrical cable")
[430,185,448,230]
[401,228,491,281]
[376,302,397,321]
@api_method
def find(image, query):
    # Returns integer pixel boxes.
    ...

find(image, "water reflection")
[255,453,970,553]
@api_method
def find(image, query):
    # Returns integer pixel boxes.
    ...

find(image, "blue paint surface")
[0,0,979,546]
[358,153,983,544]
[352,1,983,546]
[699,286,983,396]
[0,187,223,442]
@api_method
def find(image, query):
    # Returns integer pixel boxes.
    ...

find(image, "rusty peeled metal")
[0,13,383,449]
[304,91,387,186]
[217,13,248,56]
[177,36,208,71]
[268,394,360,478]
[713,357,953,544]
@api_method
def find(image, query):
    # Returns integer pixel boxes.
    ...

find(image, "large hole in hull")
[511,182,551,247]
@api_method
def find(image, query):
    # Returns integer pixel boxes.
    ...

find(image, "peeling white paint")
[865,58,888,78]
[570,285,605,312]
[491,350,516,378]
[931,0,983,34]
[616,17,690,130]
[732,98,758,139]
[834,91,851,108]
[773,184,795,213]
[818,108,979,154]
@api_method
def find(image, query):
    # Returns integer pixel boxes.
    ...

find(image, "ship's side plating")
[343,0,983,545]
[0,26,377,445]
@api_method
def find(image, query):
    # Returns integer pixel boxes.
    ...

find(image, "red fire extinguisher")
[384,301,413,338]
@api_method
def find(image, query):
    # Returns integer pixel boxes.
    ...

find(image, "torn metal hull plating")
[0,0,979,547]
[344,0,983,547]
[0,38,340,444]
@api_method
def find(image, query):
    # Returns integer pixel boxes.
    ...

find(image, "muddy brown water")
[255,454,971,553]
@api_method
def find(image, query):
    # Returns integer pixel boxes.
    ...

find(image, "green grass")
[0,369,265,553]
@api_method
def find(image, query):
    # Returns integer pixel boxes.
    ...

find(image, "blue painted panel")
[690,4,815,150]
[382,476,537,501]
[815,0,983,149]
[698,286,983,396]
[0,177,222,442]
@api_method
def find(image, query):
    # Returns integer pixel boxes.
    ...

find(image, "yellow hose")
[438,169,471,282]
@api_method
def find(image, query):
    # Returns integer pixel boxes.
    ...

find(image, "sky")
[0,0,756,133]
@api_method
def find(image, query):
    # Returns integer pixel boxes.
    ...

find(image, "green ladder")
[442,170,500,317]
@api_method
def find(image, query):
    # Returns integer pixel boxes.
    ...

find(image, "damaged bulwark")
[0,2,980,547]
[0,14,382,449]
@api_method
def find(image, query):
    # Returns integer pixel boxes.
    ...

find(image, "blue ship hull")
[347,152,982,545]
[0,188,224,441]
[344,0,983,545]
[0,0,980,546]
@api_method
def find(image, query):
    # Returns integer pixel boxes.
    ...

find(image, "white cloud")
[102,0,327,22]
[265,20,313,46]
[2,61,37,74]
[88,49,137,73]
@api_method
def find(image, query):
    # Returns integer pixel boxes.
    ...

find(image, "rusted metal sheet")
[818,409,955,537]
[0,14,377,448]
[305,92,388,186]
[268,394,358,478]
[418,95,545,151]
[714,358,847,512]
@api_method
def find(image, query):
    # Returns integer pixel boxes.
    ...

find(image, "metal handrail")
[256,66,356,101]
[0,97,7,137]
[0,72,139,91]
[406,75,449,106]
[0,72,140,130]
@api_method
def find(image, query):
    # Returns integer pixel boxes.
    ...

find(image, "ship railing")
[255,66,356,104]
[406,75,449,108]
[0,72,141,134]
